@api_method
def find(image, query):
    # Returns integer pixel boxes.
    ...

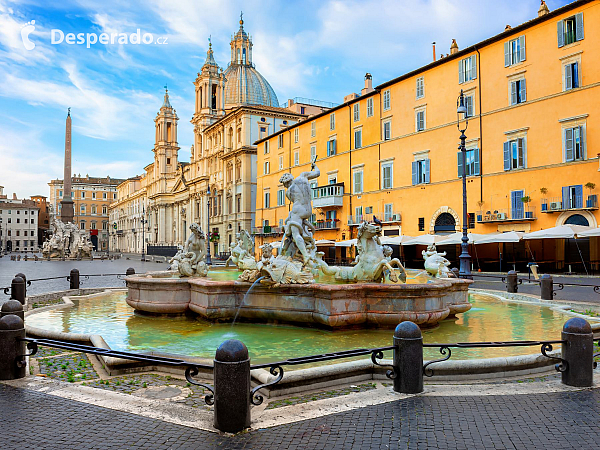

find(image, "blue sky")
[0,0,572,198]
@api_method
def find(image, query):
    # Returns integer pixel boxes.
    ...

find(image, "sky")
[0,0,573,198]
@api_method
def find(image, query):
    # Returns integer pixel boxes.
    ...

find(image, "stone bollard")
[1,300,25,321]
[10,276,26,305]
[126,267,135,276]
[15,273,27,298]
[213,339,251,433]
[393,321,424,394]
[540,274,553,300]
[507,270,518,293]
[561,318,594,387]
[69,269,80,290]
[0,312,26,380]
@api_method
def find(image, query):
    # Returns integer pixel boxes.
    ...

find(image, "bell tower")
[153,87,179,177]
[230,12,252,66]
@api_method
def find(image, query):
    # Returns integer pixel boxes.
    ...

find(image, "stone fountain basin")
[125,271,472,328]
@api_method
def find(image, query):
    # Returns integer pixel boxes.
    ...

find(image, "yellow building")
[255,0,600,271]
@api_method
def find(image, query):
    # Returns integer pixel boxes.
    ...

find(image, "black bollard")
[561,318,593,387]
[69,269,80,290]
[126,267,135,276]
[507,270,518,293]
[10,276,26,305]
[213,339,251,433]
[15,273,27,298]
[0,314,26,380]
[540,274,553,300]
[1,300,24,321]
[393,321,424,394]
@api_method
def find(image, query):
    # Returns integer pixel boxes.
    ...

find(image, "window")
[330,113,335,130]
[236,194,241,212]
[383,121,391,141]
[59,190,63,198]
[411,159,430,185]
[260,126,267,138]
[103,192,107,199]
[294,128,299,143]
[353,170,363,194]
[511,190,525,220]
[264,192,270,209]
[311,121,316,137]
[564,126,585,161]
[468,213,475,229]
[102,221,108,230]
[503,138,526,170]
[418,217,425,231]
[80,205,86,213]
[278,134,284,148]
[355,206,363,223]
[279,155,284,170]
[91,205,97,215]
[465,94,474,117]
[294,151,299,166]
[564,61,580,90]
[80,221,85,230]
[381,162,393,189]
[354,129,362,149]
[383,90,390,110]
[327,139,337,156]
[558,13,584,47]
[264,141,269,154]
[31,219,34,225]
[384,204,393,221]
[504,36,526,67]
[300,106,306,115]
[92,192,96,199]
[91,221,97,230]
[277,189,285,206]
[7,218,10,224]
[458,55,477,84]
[166,158,170,165]
[113,193,116,200]
[264,161,270,174]
[510,79,526,105]
[457,148,480,177]
[416,77,424,99]
[24,218,27,224]
[366,98,374,117]
[310,145,316,160]
[562,185,583,209]
[353,103,360,122]
[415,110,425,132]
[81,191,86,199]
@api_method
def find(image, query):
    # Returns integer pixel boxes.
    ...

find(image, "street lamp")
[457,89,472,279]
[141,205,146,262]
[206,186,212,265]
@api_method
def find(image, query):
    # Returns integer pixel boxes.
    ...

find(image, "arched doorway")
[434,213,456,233]
[564,214,589,226]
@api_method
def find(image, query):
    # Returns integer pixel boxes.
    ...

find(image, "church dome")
[223,64,279,107]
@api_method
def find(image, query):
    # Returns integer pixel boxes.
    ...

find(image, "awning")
[474,231,524,245]
[436,232,486,245]
[335,239,357,247]
[523,225,592,240]
[380,235,413,245]
[315,239,336,246]
[576,227,600,237]
[402,234,450,246]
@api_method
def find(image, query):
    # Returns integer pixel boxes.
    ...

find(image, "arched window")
[565,214,589,226]
[434,213,456,233]
[242,48,246,64]
[102,205,107,215]
[91,205,97,215]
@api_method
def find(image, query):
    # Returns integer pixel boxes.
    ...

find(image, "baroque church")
[109,17,306,255]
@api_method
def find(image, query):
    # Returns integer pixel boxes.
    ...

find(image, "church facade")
[109,18,305,255]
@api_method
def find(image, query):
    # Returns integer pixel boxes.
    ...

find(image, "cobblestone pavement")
[2,383,599,449]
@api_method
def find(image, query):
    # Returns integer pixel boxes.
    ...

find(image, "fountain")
[41,206,93,260]
[126,160,471,328]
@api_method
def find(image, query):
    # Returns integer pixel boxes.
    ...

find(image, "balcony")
[251,226,284,236]
[312,183,344,209]
[541,195,598,213]
[347,212,402,226]
[476,207,537,223]
[314,220,340,230]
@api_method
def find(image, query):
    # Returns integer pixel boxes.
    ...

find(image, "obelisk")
[60,108,74,223]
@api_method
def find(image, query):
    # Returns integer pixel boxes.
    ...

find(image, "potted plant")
[539,188,548,211]
[476,200,484,222]
[585,182,596,207]
[522,196,533,218]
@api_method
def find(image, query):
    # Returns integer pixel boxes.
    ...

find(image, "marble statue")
[177,223,208,277]
[422,244,452,278]
[168,245,185,271]
[42,207,93,259]
[226,230,257,270]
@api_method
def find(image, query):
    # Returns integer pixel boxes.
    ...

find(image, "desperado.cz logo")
[51,29,168,48]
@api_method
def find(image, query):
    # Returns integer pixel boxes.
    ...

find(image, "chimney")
[538,0,549,17]
[432,42,436,62]
[450,39,458,55]
[13,193,17,200]
[505,25,512,30]
[361,73,374,96]
[344,93,359,103]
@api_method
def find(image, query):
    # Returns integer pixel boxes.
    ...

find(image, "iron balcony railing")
[314,220,340,230]
[280,97,338,109]
[541,195,598,213]
[251,226,284,236]
[348,212,402,225]
[476,207,536,223]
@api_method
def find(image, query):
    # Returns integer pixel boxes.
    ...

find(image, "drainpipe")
[476,46,483,204]
[348,104,353,239]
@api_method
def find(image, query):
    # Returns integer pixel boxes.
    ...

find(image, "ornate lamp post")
[206,186,212,265]
[141,205,146,262]
[457,89,472,279]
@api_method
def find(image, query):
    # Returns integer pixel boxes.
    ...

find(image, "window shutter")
[333,139,337,155]
[474,148,480,175]
[326,140,331,156]
[557,20,564,47]
[457,151,464,178]
[572,62,579,88]
[575,185,584,208]
[412,161,418,185]
[565,128,573,161]
[562,186,569,209]
[565,64,572,90]
[504,41,510,67]
[517,138,524,168]
[510,81,517,105]
[575,13,584,41]
[424,159,430,184]
[503,142,510,171]
[522,137,527,168]
[470,55,477,80]
[458,60,464,84]
[519,35,526,62]
[579,126,585,158]
[520,78,526,102]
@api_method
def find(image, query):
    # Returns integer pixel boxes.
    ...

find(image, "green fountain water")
[27,290,570,363]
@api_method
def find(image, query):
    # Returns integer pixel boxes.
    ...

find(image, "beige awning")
[523,225,592,240]
[402,234,450,246]
[335,239,358,247]
[380,235,413,245]
[436,232,486,245]
[576,227,600,237]
[474,231,524,245]
[315,239,336,246]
